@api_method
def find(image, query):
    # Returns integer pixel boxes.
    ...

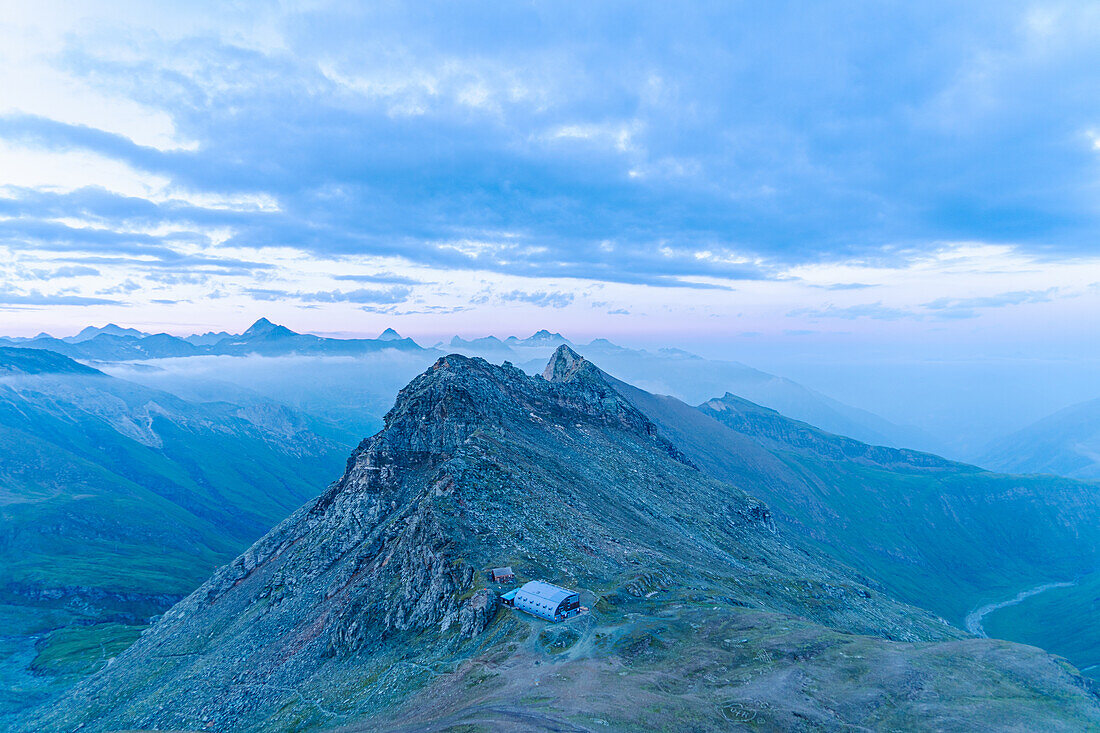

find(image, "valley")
[965,580,1078,638]
[982,571,1100,681]
[0,346,352,722]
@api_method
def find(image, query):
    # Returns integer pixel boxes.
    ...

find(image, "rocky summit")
[30,347,1100,731]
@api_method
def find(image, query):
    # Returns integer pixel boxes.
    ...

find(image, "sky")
[2,0,1100,372]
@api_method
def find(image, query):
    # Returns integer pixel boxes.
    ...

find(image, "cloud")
[98,279,142,295]
[51,252,271,276]
[145,272,210,285]
[922,288,1057,311]
[332,272,423,285]
[26,265,101,279]
[0,288,124,306]
[812,282,879,291]
[789,302,914,321]
[245,286,412,304]
[0,211,274,276]
[3,2,1100,315]
[360,304,471,315]
[792,288,1062,322]
[921,288,1058,319]
[300,287,412,304]
[499,290,575,308]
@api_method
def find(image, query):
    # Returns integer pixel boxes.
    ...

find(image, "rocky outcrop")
[543,345,698,468]
[458,589,499,637]
[541,343,586,382]
[0,582,182,622]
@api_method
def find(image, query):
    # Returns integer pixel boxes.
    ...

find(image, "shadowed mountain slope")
[0,346,350,622]
[977,395,1100,479]
[603,362,1100,630]
[0,346,101,376]
[29,349,1100,731]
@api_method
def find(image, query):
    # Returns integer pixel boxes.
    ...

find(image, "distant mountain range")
[29,346,1100,732]
[976,395,1100,478]
[449,330,940,452]
[33,320,1100,471]
[67,324,150,343]
[1,320,934,455]
[0,319,426,362]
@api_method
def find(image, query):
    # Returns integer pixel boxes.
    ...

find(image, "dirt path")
[965,581,1076,637]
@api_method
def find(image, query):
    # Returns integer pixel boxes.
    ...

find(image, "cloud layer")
[2,1,1100,341]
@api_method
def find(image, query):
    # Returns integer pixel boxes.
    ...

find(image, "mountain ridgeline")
[2,318,937,456]
[30,347,1100,731]
[977,395,1100,479]
[0,319,427,362]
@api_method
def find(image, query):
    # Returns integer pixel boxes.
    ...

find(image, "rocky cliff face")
[28,348,1100,732]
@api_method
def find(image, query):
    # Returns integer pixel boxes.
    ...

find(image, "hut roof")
[516,580,575,605]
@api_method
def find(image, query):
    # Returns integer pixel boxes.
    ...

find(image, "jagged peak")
[527,329,567,343]
[244,317,275,334]
[68,323,147,343]
[321,347,699,515]
[242,318,296,339]
[542,344,588,383]
[450,335,505,347]
[375,350,664,449]
[713,391,779,413]
[383,353,502,417]
[377,327,402,341]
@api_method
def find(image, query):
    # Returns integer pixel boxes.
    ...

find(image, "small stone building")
[490,566,515,583]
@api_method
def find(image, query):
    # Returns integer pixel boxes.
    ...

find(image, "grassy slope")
[0,377,346,595]
[355,597,1098,733]
[758,456,1095,623]
[0,419,237,595]
[984,570,1100,679]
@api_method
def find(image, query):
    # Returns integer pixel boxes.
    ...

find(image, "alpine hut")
[490,567,515,583]
[511,580,581,622]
